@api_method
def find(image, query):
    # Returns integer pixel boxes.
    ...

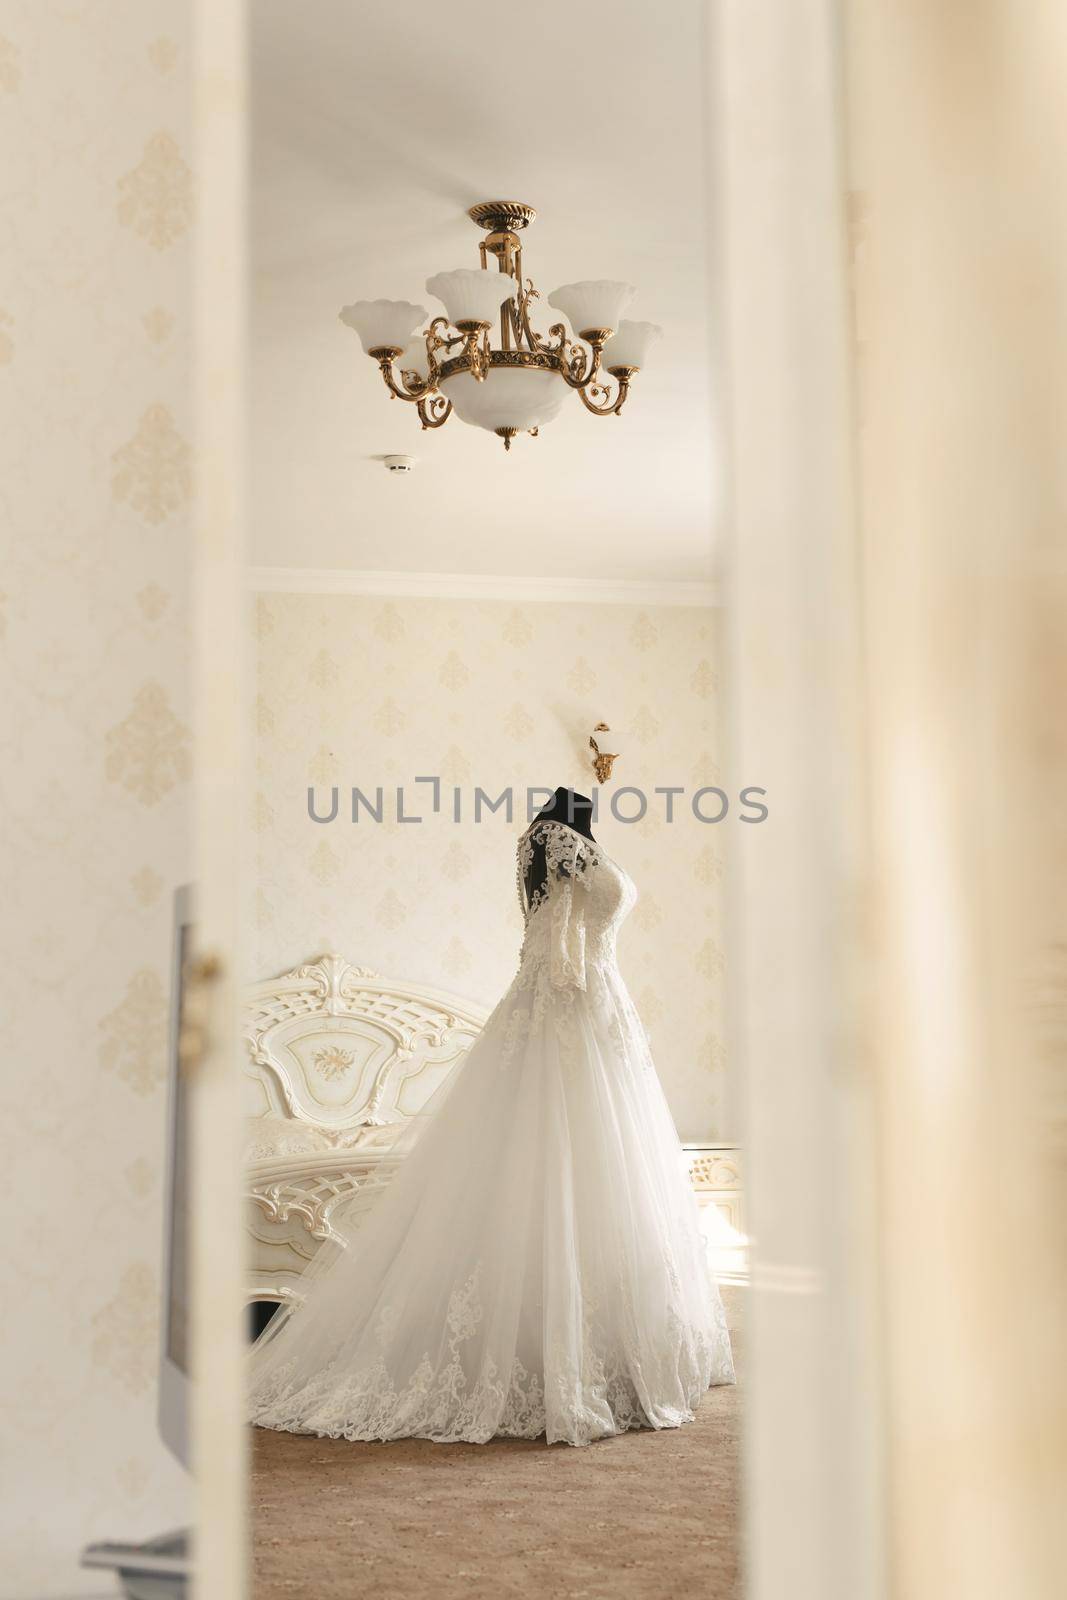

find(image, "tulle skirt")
[247,959,734,1446]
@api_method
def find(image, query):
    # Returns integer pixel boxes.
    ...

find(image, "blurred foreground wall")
[844,3,1067,1595]
[719,3,1066,1598]
[0,5,194,1593]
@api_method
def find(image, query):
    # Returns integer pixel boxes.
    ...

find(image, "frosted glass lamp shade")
[546,279,636,337]
[397,338,431,384]
[339,299,427,354]
[601,320,662,371]
[438,365,569,433]
[426,269,511,328]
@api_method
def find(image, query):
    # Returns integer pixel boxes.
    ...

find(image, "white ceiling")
[250,0,721,583]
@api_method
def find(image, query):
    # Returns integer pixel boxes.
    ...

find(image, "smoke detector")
[383,454,416,474]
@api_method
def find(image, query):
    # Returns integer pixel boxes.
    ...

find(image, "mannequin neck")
[534,786,596,841]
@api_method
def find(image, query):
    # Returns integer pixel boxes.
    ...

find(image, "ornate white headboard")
[244,955,489,1303]
[244,953,488,1156]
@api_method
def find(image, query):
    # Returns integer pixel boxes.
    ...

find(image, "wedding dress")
[248,818,734,1446]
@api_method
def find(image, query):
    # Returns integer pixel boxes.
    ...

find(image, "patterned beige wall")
[252,591,731,1142]
[1,7,192,1593]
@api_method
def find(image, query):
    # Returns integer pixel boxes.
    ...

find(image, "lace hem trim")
[249,1272,735,1447]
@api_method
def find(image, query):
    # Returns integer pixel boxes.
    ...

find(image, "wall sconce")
[589,723,620,783]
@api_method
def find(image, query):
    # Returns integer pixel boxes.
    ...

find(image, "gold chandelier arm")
[556,338,604,390]
[376,354,431,403]
[373,316,465,402]
[458,327,492,382]
[417,394,452,429]
[524,318,569,359]
[427,316,464,358]
[517,282,547,351]
[576,374,631,417]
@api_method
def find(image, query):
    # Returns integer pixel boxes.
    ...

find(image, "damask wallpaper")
[251,591,731,1142]
[1,6,192,1593]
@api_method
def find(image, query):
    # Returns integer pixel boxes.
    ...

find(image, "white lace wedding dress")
[248,818,734,1446]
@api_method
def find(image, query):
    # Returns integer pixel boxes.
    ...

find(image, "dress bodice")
[516,819,636,989]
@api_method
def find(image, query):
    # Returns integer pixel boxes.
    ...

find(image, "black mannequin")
[524,787,596,907]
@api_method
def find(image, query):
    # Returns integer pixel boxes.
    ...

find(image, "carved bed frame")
[243,955,746,1304]
[243,954,489,1306]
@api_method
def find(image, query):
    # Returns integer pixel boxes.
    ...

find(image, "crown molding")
[248,567,721,608]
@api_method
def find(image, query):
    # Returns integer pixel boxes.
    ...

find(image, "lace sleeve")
[521,820,598,990]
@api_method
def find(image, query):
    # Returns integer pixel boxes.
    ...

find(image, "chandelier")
[340,201,661,451]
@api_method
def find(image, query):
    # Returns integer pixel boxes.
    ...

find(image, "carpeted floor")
[251,1285,743,1599]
